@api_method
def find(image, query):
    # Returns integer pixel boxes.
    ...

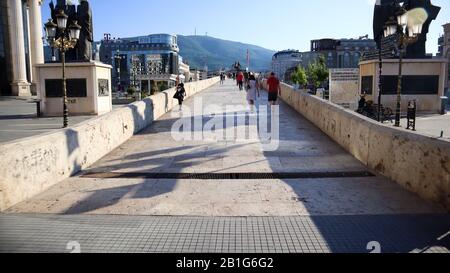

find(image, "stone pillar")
[28,0,45,95]
[7,0,31,96]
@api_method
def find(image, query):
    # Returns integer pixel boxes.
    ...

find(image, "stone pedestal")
[36,62,113,116]
[329,68,360,110]
[359,59,447,113]
[11,82,32,97]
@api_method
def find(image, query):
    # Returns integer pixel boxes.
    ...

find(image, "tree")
[306,55,329,89]
[141,89,150,99]
[127,86,136,98]
[291,65,308,87]
[157,82,168,92]
[151,81,159,95]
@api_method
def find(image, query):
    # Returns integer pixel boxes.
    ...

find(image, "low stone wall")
[262,80,450,210]
[0,77,219,211]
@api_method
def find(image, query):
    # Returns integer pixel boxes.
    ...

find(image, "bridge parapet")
[262,80,450,211]
[0,77,220,211]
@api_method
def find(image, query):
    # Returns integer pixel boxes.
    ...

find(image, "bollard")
[441,96,448,115]
[36,101,41,117]
[406,100,417,131]
[32,99,42,118]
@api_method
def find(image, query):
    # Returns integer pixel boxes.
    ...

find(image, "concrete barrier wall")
[262,80,450,210]
[0,77,219,211]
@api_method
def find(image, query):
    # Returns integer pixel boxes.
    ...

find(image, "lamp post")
[383,4,424,127]
[113,50,125,93]
[45,10,81,128]
[377,41,383,122]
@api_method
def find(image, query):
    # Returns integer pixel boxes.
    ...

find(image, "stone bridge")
[0,78,449,253]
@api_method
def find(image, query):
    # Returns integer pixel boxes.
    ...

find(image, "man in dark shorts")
[267,72,281,105]
[236,72,244,91]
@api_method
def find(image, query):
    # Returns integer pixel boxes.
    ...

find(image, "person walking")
[173,83,186,111]
[267,72,281,105]
[246,73,260,112]
[220,73,225,85]
[244,71,249,86]
[236,71,244,91]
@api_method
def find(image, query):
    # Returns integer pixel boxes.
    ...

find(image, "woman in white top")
[246,73,260,112]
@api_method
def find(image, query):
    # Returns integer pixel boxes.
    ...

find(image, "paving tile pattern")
[0,214,448,253]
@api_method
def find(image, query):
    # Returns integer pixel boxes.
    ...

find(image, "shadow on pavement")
[55,81,450,253]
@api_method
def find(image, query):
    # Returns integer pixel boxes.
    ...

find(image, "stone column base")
[31,83,38,96]
[11,82,31,97]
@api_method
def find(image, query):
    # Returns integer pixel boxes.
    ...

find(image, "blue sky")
[41,0,449,54]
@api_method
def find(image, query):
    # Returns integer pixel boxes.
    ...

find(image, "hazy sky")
[41,0,449,54]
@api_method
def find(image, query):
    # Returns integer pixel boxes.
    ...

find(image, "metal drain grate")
[81,171,375,180]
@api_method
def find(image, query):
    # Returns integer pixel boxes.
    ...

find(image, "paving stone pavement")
[1,80,449,253]
[0,214,448,253]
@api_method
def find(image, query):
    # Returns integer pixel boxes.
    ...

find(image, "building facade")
[272,38,377,83]
[303,38,377,69]
[271,50,302,82]
[0,0,44,96]
[99,34,184,94]
[179,61,190,82]
[189,69,200,82]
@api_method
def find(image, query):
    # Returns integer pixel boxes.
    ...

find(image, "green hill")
[177,35,274,72]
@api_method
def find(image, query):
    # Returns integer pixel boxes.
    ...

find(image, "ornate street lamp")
[383,4,424,127]
[377,36,383,123]
[45,10,81,128]
[113,50,126,92]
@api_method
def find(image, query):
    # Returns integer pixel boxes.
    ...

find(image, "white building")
[271,50,302,82]
[189,69,200,82]
[191,69,208,81]
[178,59,190,82]
[200,70,208,81]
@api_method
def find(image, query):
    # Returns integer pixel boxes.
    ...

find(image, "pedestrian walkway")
[0,97,93,143]
[1,213,448,253]
[1,80,449,253]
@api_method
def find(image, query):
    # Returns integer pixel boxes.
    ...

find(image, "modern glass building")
[271,50,302,82]
[99,34,181,93]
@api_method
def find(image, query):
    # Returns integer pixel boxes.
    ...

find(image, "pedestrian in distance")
[267,72,281,105]
[246,73,260,113]
[244,71,250,84]
[173,83,186,111]
[236,71,244,91]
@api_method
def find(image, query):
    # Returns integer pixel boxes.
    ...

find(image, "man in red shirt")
[236,72,244,91]
[266,72,281,105]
